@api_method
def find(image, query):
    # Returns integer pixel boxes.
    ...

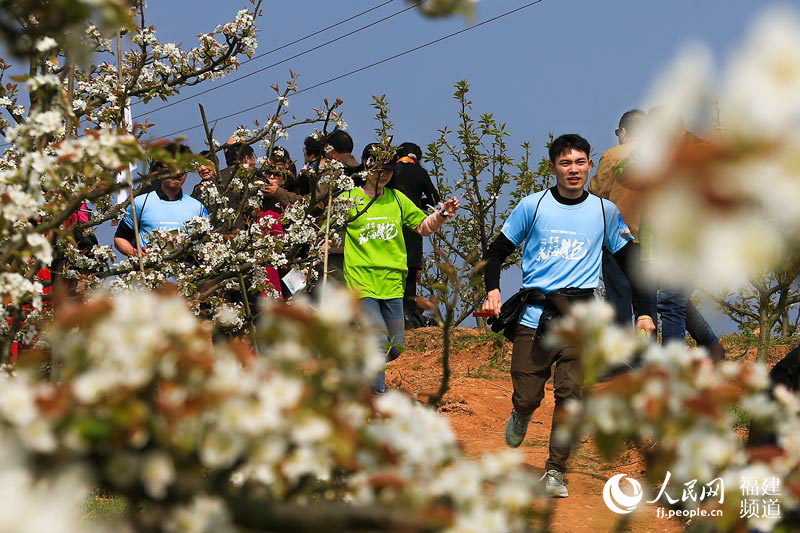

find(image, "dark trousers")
[325,253,345,283]
[602,247,634,326]
[404,267,420,301]
[511,325,582,473]
[601,244,657,327]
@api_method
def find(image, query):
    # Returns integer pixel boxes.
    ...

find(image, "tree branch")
[227,497,439,533]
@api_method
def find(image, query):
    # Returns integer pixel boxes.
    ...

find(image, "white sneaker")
[541,469,569,498]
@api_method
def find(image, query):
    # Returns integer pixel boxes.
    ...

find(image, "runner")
[343,150,459,394]
[481,134,655,497]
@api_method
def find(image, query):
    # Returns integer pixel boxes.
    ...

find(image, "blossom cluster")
[0,288,542,532]
[0,430,90,533]
[630,6,800,291]
[546,301,800,531]
[69,3,259,125]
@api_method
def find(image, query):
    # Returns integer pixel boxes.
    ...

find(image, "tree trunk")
[781,308,790,338]
[757,306,770,363]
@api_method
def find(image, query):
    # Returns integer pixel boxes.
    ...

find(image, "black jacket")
[488,287,596,341]
[387,161,440,212]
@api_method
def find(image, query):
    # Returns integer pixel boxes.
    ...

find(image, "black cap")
[360,143,397,171]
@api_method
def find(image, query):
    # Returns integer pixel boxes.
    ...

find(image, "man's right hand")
[482,288,502,318]
[127,246,147,258]
[264,178,280,197]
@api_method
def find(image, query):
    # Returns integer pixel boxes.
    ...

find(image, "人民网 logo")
[603,473,643,514]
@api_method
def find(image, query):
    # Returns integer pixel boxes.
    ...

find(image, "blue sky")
[13,0,796,332]
[106,0,799,333]
[135,0,774,156]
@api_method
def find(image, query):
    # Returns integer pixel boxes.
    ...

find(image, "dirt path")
[388,328,683,533]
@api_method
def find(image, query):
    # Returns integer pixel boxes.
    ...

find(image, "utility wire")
[237,1,394,66]
[131,1,421,117]
[153,0,545,141]
[0,1,397,148]
[129,0,394,107]
[0,0,544,149]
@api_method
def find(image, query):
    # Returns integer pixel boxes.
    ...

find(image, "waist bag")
[488,287,596,341]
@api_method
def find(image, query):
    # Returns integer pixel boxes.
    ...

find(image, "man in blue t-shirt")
[481,134,655,498]
[114,143,208,257]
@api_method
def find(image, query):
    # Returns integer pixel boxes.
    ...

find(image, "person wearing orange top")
[589,109,648,327]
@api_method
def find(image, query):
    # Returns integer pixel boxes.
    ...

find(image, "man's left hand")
[636,316,656,337]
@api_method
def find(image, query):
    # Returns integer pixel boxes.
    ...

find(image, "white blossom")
[25,233,53,265]
[722,7,800,134]
[141,452,176,499]
[164,495,234,533]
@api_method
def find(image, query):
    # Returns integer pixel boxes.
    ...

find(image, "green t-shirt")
[342,187,427,299]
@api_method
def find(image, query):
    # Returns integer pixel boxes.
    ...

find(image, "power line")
[130,0,393,107]
[152,0,546,141]
[0,1,398,150]
[0,0,545,149]
[132,1,422,118]
[235,1,394,67]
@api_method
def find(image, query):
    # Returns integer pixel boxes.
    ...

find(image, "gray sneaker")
[504,410,530,448]
[541,469,569,498]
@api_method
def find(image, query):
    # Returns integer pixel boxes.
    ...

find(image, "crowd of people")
[110,130,457,393]
[102,114,791,500]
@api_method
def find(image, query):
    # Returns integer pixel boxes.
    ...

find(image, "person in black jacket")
[748,344,800,447]
[385,142,440,328]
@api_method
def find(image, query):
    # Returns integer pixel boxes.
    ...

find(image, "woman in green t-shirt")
[344,146,459,393]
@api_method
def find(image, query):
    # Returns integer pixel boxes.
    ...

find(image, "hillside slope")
[389,327,688,533]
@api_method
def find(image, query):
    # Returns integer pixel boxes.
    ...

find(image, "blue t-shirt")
[122,190,208,247]
[501,189,633,328]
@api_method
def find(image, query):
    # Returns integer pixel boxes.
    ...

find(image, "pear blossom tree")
[0,1,799,532]
[0,1,553,531]
[0,0,370,353]
[0,287,546,532]
[546,299,800,532]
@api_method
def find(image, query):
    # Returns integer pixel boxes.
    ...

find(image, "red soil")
[388,327,684,533]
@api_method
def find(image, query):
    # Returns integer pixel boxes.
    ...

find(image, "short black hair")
[271,146,291,161]
[548,134,591,163]
[618,109,646,132]
[149,142,191,173]
[268,147,297,178]
[397,141,422,160]
[325,129,354,154]
[223,142,255,167]
[304,135,323,159]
